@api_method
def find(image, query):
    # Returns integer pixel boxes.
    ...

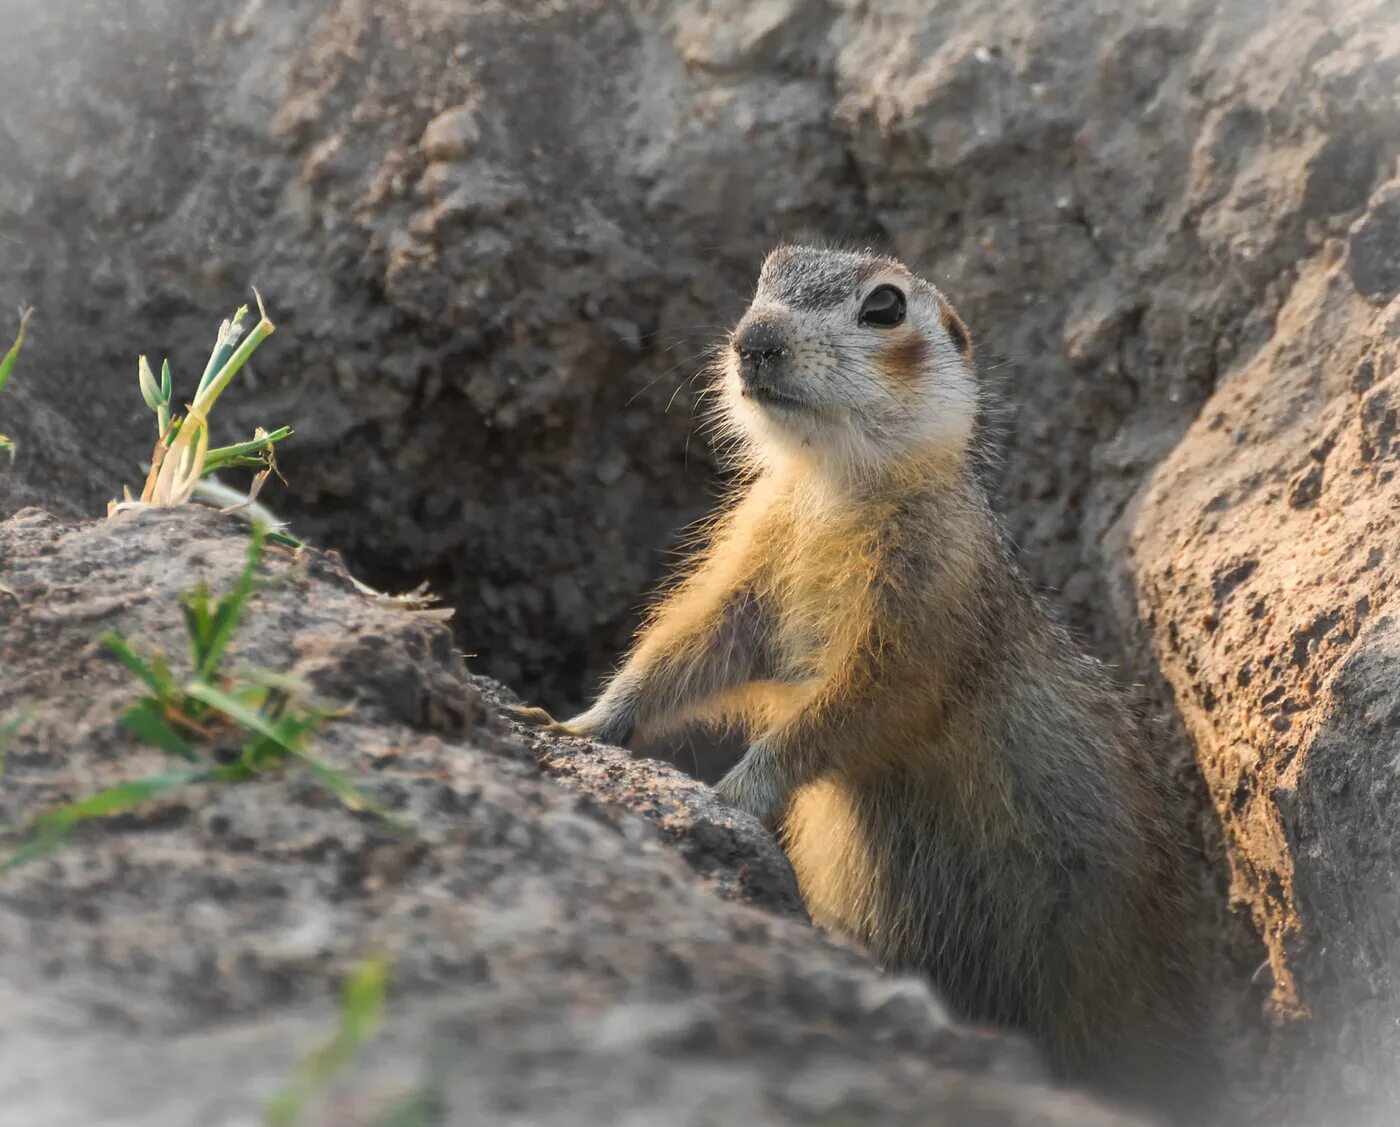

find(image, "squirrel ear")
[939,305,972,359]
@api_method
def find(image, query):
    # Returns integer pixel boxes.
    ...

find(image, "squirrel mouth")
[742,383,808,412]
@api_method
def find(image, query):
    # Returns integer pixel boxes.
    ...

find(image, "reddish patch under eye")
[876,331,930,384]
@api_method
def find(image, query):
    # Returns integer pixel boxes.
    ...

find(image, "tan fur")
[876,329,931,386]
[520,247,1203,1104]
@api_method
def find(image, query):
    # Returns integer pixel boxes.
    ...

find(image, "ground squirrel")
[514,245,1202,1095]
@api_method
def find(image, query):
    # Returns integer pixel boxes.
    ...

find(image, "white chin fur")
[719,368,973,476]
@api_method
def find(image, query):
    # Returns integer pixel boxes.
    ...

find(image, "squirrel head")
[719,245,976,475]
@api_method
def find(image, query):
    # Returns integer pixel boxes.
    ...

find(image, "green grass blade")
[0,307,32,395]
[181,579,215,669]
[150,653,176,694]
[138,355,163,412]
[186,682,403,829]
[30,770,209,828]
[339,956,390,1041]
[2,767,211,871]
[120,700,198,762]
[285,746,404,826]
[193,292,275,416]
[268,529,305,551]
[184,682,311,751]
[196,524,264,681]
[1,824,69,871]
[101,633,173,696]
[203,427,293,476]
[264,957,390,1127]
[158,359,173,435]
[241,668,315,696]
[0,712,30,776]
[195,305,249,402]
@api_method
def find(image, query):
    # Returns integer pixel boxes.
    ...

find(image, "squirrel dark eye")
[858,285,906,328]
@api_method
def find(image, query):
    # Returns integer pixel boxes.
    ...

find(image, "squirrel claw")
[506,705,584,736]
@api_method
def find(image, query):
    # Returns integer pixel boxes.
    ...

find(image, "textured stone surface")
[0,507,1140,1126]
[1133,257,1400,1124]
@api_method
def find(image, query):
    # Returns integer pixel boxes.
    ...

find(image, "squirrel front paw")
[505,705,588,737]
[506,700,636,746]
[715,755,784,830]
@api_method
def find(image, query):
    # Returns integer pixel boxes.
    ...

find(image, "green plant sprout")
[368,1086,445,1127]
[1,525,403,871]
[111,292,298,543]
[0,712,29,780]
[265,955,391,1127]
[0,306,34,461]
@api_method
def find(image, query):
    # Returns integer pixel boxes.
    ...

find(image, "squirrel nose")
[733,318,790,364]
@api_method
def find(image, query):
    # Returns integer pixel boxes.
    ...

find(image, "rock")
[1302,135,1384,220]
[1132,258,1400,1125]
[1348,180,1400,303]
[1286,463,1324,508]
[420,104,482,163]
[0,507,1140,1125]
[475,676,807,918]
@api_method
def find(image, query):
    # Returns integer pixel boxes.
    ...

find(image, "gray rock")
[0,507,1140,1125]
[1132,254,1400,1126]
[1348,181,1400,303]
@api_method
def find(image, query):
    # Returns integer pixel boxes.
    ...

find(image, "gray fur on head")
[718,245,977,477]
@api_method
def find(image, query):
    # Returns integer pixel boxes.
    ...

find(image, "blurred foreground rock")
[0,507,1141,1126]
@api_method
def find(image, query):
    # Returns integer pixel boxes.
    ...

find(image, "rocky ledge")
[0,506,1141,1126]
